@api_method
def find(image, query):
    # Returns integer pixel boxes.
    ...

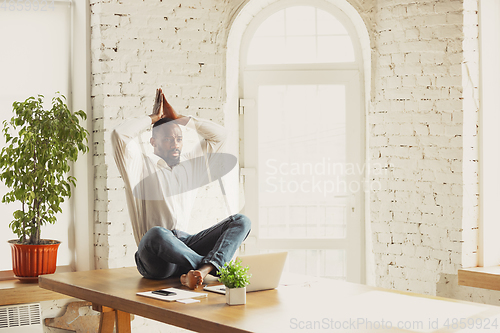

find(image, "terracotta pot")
[8,239,61,278]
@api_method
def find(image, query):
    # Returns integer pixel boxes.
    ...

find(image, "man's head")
[151,118,183,167]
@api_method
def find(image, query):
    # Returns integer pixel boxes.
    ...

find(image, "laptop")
[203,252,288,294]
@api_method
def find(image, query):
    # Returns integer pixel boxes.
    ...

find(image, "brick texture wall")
[89,2,499,326]
[370,0,500,303]
[370,0,466,294]
[90,0,238,270]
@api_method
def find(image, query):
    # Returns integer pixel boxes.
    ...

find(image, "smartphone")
[152,289,176,296]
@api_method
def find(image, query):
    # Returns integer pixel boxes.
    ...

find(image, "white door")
[241,69,364,282]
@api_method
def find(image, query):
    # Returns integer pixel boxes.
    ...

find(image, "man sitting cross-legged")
[111,88,251,289]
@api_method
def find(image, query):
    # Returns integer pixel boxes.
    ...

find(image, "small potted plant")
[0,93,88,279]
[218,259,251,305]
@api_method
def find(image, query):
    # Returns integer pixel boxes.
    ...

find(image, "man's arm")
[112,88,171,185]
[182,112,229,194]
[189,116,228,153]
[111,116,151,185]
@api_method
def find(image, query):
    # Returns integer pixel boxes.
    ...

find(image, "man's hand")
[149,88,189,126]
[161,91,180,120]
[149,88,166,124]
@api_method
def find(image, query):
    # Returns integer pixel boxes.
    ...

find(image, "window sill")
[0,279,71,306]
[458,266,500,291]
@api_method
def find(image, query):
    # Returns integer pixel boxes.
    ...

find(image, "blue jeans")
[134,214,251,279]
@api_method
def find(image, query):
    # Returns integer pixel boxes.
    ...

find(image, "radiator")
[0,303,43,332]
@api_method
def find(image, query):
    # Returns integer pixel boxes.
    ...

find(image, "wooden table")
[39,267,500,333]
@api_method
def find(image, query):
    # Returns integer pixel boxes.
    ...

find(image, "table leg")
[98,309,115,333]
[93,304,132,333]
[116,310,132,333]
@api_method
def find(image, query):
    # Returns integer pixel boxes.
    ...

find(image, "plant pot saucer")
[16,276,39,283]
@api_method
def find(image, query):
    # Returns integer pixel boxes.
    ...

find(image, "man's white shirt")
[111,115,227,246]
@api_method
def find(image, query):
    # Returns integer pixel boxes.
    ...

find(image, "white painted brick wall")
[90,1,237,329]
[371,0,500,304]
[90,0,500,325]
[371,0,468,295]
[90,0,235,274]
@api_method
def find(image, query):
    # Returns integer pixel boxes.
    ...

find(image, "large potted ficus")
[0,94,88,279]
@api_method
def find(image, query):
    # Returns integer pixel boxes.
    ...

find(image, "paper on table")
[137,287,207,302]
[177,298,201,304]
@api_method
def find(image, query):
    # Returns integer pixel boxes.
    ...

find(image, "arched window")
[238,0,366,283]
[246,6,356,65]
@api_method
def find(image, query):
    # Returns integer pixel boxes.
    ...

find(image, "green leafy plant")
[0,94,89,245]
[217,259,251,289]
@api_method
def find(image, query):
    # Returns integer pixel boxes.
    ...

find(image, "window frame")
[478,0,500,268]
[240,0,364,71]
